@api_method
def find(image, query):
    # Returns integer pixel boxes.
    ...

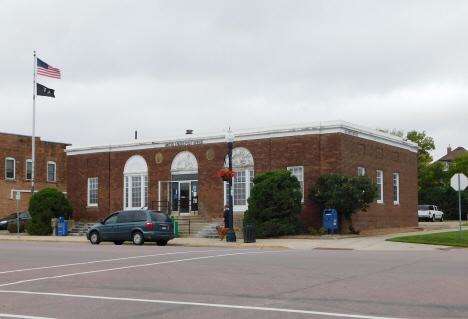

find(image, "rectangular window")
[377,170,383,204]
[47,162,56,182]
[358,167,365,176]
[125,177,129,208]
[225,169,254,210]
[6,158,15,179]
[132,176,141,207]
[88,178,98,206]
[288,166,304,202]
[144,175,148,207]
[393,173,399,204]
[234,170,246,206]
[26,160,32,180]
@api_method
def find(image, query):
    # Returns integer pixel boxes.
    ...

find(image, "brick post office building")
[66,121,419,233]
[1,132,69,218]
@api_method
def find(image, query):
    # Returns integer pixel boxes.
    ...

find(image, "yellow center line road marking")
[0,249,238,275]
[0,251,282,287]
[0,290,407,319]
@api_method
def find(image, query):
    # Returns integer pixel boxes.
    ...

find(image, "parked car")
[0,212,31,230]
[418,205,444,222]
[86,210,174,246]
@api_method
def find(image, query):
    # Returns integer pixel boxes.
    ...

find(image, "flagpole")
[32,51,36,195]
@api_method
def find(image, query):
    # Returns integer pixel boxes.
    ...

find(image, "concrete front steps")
[174,215,220,238]
[196,223,224,238]
[68,222,94,236]
[67,216,218,238]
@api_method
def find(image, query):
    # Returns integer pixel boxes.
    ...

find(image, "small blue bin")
[57,217,68,236]
[323,209,338,235]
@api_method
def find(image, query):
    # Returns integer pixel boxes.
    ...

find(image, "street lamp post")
[225,129,236,242]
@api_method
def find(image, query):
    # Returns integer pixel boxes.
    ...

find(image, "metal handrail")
[174,218,191,234]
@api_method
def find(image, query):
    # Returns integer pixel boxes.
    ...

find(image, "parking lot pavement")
[0,221,466,250]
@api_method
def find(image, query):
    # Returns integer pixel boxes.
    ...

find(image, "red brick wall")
[67,132,418,233]
[338,134,418,232]
[0,133,68,218]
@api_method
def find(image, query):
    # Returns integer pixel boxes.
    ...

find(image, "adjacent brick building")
[66,121,419,233]
[0,132,69,218]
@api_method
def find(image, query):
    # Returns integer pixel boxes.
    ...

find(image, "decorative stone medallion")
[206,148,215,160]
[155,152,163,164]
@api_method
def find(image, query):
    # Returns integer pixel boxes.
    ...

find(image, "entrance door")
[179,182,190,214]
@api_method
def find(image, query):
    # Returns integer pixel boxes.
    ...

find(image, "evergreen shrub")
[7,221,26,233]
[27,188,73,236]
[243,169,303,238]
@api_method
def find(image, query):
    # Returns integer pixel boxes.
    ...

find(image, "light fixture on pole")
[225,128,236,242]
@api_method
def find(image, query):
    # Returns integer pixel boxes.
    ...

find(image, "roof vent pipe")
[186,130,193,135]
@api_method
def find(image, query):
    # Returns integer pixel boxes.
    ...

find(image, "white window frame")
[377,170,383,204]
[393,173,400,205]
[5,157,15,179]
[358,167,365,176]
[123,155,149,210]
[224,169,254,212]
[26,160,32,181]
[288,166,304,203]
[124,175,148,209]
[47,161,56,182]
[88,177,98,206]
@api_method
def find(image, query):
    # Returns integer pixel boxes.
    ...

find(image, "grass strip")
[386,230,468,247]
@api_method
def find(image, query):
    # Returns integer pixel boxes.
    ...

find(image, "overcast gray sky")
[1,0,467,161]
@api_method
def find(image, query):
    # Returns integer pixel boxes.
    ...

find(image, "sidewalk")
[1,222,466,250]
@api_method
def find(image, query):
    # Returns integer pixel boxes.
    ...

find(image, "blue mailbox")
[323,209,338,235]
[57,217,68,236]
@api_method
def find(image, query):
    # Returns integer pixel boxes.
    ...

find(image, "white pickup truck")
[418,205,444,222]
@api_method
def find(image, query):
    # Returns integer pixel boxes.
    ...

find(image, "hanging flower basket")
[218,168,236,181]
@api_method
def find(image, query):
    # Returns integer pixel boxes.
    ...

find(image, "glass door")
[179,182,190,214]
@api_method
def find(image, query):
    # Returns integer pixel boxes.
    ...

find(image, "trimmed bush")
[243,169,303,238]
[27,188,73,236]
[419,186,468,220]
[7,221,26,233]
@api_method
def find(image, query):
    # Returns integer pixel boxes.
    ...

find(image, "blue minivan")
[87,210,174,246]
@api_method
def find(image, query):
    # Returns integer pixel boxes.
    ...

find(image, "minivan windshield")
[149,211,171,222]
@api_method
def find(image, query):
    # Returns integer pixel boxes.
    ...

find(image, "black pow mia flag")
[37,83,55,98]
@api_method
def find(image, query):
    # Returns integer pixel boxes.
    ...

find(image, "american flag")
[37,58,61,79]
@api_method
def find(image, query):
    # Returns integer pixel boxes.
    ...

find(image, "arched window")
[223,147,254,212]
[123,155,148,210]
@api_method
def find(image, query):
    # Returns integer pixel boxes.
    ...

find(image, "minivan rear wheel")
[156,240,168,246]
[132,231,144,245]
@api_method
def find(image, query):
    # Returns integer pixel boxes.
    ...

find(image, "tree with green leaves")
[418,161,448,189]
[449,152,468,176]
[406,130,436,179]
[243,169,303,238]
[28,188,73,235]
[308,173,378,234]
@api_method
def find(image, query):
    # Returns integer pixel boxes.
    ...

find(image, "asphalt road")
[0,241,467,319]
